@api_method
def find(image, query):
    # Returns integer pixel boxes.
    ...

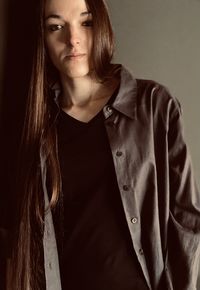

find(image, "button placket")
[45,221,51,237]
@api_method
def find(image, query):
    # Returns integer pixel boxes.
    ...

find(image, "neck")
[60,74,103,109]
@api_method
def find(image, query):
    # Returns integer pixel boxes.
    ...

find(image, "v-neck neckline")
[59,84,119,125]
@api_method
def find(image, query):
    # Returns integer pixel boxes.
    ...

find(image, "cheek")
[84,34,93,68]
[45,37,58,54]
[87,32,93,51]
[45,38,63,63]
[87,35,93,65]
[88,38,93,54]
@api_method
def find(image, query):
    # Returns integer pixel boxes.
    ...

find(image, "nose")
[67,25,80,47]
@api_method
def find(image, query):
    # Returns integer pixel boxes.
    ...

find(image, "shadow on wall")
[0,0,37,288]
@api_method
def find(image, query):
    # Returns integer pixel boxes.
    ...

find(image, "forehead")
[45,0,88,18]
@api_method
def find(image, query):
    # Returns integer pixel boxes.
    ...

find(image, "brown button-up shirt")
[42,66,200,290]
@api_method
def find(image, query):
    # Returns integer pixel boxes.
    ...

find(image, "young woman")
[8,0,200,289]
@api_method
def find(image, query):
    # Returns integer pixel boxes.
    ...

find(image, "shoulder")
[117,65,182,125]
[132,78,184,134]
[135,78,182,119]
[119,65,180,110]
[136,78,179,107]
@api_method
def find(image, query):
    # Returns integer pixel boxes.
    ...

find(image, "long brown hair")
[9,0,115,289]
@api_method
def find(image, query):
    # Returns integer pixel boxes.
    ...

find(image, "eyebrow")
[45,11,91,21]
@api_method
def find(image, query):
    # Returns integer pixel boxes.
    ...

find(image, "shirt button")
[123,185,129,191]
[131,217,138,224]
[116,151,123,157]
[48,262,52,269]
[139,249,144,255]
[107,106,113,113]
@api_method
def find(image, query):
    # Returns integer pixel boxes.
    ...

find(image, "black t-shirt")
[56,98,148,290]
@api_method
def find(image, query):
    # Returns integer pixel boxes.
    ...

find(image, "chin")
[62,63,91,79]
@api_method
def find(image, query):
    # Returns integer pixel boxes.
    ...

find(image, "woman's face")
[44,0,93,79]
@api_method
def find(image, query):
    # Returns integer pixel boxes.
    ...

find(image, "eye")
[47,24,63,32]
[82,20,93,27]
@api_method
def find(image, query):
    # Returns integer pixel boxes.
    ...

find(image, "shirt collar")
[51,65,137,120]
[112,65,137,120]
[51,81,61,107]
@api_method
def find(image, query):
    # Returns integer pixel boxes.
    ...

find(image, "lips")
[66,53,86,59]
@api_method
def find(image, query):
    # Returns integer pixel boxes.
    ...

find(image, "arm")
[167,97,200,290]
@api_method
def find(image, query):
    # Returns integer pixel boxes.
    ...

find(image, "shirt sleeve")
[166,95,200,290]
